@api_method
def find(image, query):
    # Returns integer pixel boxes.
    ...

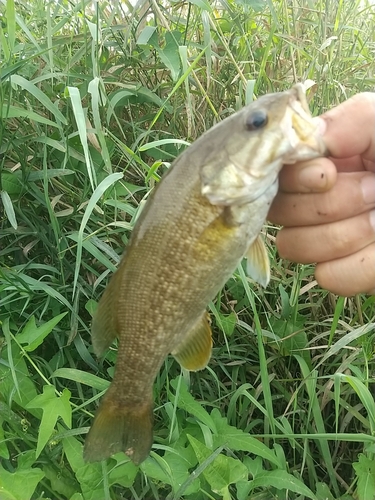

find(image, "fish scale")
[84,83,327,465]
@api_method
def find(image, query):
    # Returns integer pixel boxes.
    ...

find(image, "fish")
[83,83,326,465]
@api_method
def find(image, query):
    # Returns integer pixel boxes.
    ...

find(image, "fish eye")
[245,110,268,130]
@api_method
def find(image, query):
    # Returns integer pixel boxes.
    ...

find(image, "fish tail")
[84,389,153,465]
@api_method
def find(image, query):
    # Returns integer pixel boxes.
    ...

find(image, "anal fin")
[246,234,271,288]
[171,312,212,371]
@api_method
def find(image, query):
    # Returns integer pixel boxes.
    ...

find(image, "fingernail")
[299,163,329,190]
[361,176,375,204]
[370,210,375,233]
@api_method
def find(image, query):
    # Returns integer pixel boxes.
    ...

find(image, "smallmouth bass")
[84,84,326,465]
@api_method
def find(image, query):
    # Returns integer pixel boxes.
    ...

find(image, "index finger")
[322,92,375,172]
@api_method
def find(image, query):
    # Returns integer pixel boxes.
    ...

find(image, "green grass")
[1,0,375,499]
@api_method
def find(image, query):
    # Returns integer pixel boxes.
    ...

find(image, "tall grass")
[1,0,375,499]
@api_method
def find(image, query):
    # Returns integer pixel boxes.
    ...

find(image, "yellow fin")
[91,270,120,357]
[171,312,212,371]
[246,234,270,288]
[84,389,153,465]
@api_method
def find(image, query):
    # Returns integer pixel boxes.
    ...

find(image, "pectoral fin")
[91,270,120,357]
[171,312,212,371]
[246,234,270,288]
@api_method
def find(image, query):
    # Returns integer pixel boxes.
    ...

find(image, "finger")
[278,157,337,193]
[330,155,367,172]
[275,209,375,264]
[269,172,375,227]
[322,92,375,171]
[315,243,375,296]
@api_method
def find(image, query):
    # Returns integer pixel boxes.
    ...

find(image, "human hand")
[268,92,375,296]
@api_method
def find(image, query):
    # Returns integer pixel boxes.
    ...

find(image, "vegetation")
[1,0,375,498]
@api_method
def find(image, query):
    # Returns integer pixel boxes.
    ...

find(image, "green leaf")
[0,466,45,500]
[0,423,9,459]
[62,433,86,473]
[109,88,137,107]
[0,341,38,410]
[315,482,335,500]
[136,26,157,46]
[26,385,72,458]
[52,368,110,391]
[23,169,75,181]
[67,86,97,191]
[295,357,339,492]
[108,457,139,488]
[138,138,190,151]
[104,199,137,216]
[158,31,181,81]
[63,435,108,500]
[2,104,60,127]
[0,487,16,500]
[278,284,291,318]
[1,171,21,195]
[76,465,108,500]
[0,60,25,81]
[142,450,199,496]
[1,269,72,310]
[10,75,67,125]
[85,298,97,316]
[5,0,15,52]
[210,409,281,467]
[187,0,212,12]
[216,311,237,337]
[353,454,375,500]
[136,87,171,110]
[16,312,67,352]
[43,464,78,499]
[187,435,247,495]
[68,232,118,273]
[321,323,375,363]
[62,427,130,500]
[247,469,318,499]
[88,76,112,172]
[270,316,308,358]
[72,172,123,295]
[336,374,375,433]
[235,0,267,12]
[1,190,17,229]
[17,450,36,469]
[170,378,216,432]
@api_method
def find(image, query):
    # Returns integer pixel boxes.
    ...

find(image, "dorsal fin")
[91,269,121,356]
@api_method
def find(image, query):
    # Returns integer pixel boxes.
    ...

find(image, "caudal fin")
[84,393,153,465]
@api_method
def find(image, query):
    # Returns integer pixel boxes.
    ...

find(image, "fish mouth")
[282,86,328,162]
[201,84,329,207]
